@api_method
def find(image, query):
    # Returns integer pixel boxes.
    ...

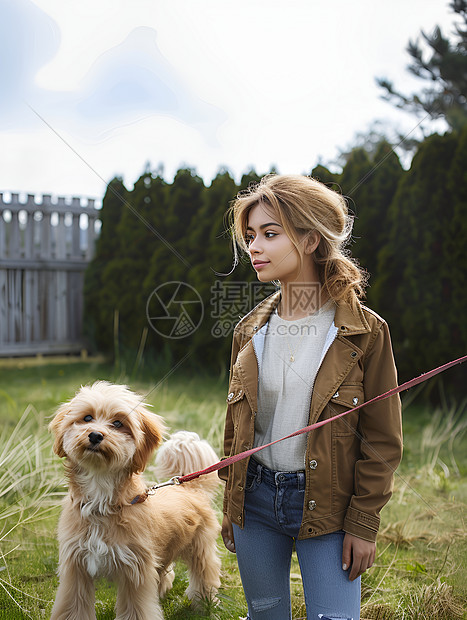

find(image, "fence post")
[0,192,100,356]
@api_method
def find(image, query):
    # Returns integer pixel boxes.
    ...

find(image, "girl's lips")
[253,261,270,270]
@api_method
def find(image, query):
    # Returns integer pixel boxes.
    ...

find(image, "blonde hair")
[228,174,367,308]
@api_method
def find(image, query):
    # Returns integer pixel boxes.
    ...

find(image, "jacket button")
[237,515,242,523]
[353,397,359,405]
[350,351,357,358]
[340,325,347,331]
[308,500,316,510]
[309,460,318,469]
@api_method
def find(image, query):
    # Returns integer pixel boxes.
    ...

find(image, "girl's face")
[245,202,316,284]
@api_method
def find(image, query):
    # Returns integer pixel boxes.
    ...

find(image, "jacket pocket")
[328,383,363,511]
[329,383,364,436]
[332,431,361,510]
[226,375,251,456]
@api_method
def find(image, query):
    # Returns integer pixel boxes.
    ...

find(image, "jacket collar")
[235,290,281,343]
[334,298,371,335]
[236,290,371,342]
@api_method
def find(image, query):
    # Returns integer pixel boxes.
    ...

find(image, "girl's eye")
[245,231,277,246]
[83,415,93,422]
[112,420,123,429]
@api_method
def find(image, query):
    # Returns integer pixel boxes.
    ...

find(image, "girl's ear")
[132,408,166,474]
[304,230,320,255]
[48,402,72,458]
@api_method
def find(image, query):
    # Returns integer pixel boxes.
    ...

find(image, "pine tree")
[354,141,404,297]
[189,169,241,369]
[238,168,262,192]
[103,170,168,351]
[336,148,372,282]
[373,132,460,385]
[445,125,467,390]
[318,144,403,306]
[164,168,205,243]
[377,0,467,132]
[83,177,128,351]
[310,164,341,191]
[141,168,205,364]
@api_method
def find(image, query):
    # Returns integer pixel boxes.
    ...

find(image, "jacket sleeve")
[343,320,403,542]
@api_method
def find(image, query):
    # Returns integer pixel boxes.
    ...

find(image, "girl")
[220,174,402,620]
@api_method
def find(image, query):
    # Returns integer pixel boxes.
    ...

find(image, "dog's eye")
[112,420,123,428]
[83,415,93,422]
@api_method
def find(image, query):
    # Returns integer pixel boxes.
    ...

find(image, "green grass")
[0,358,466,619]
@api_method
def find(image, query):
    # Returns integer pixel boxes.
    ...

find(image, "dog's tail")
[154,431,220,495]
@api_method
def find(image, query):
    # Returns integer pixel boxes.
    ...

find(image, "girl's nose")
[249,237,262,253]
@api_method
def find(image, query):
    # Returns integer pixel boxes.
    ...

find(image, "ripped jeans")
[232,459,360,620]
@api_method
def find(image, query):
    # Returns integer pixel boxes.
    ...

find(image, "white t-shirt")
[254,300,336,471]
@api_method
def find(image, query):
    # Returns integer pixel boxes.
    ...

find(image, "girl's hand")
[221,515,236,553]
[342,533,376,581]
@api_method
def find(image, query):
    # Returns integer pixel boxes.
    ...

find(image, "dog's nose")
[88,431,104,445]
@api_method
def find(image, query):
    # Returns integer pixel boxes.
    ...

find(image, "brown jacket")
[220,291,403,542]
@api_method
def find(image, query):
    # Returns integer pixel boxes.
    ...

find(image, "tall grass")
[0,405,64,617]
[420,400,467,478]
[0,361,465,619]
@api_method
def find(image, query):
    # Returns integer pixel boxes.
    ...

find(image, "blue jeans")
[232,459,360,620]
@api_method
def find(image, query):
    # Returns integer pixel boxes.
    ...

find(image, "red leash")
[131,355,466,503]
[178,355,467,484]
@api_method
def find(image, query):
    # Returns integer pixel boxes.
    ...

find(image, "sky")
[0,0,456,202]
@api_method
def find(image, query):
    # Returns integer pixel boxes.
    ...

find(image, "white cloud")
[0,0,456,198]
[0,0,60,123]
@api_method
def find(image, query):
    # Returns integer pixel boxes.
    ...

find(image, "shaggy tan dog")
[49,381,221,620]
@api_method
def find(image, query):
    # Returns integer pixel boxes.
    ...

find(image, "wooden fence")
[0,192,100,357]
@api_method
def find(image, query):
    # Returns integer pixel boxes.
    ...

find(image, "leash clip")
[147,476,181,495]
[130,476,181,505]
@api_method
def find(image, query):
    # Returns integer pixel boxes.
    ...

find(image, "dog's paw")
[185,587,219,611]
[158,564,175,598]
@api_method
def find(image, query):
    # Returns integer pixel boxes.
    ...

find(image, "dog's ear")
[132,406,165,474]
[48,402,72,458]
